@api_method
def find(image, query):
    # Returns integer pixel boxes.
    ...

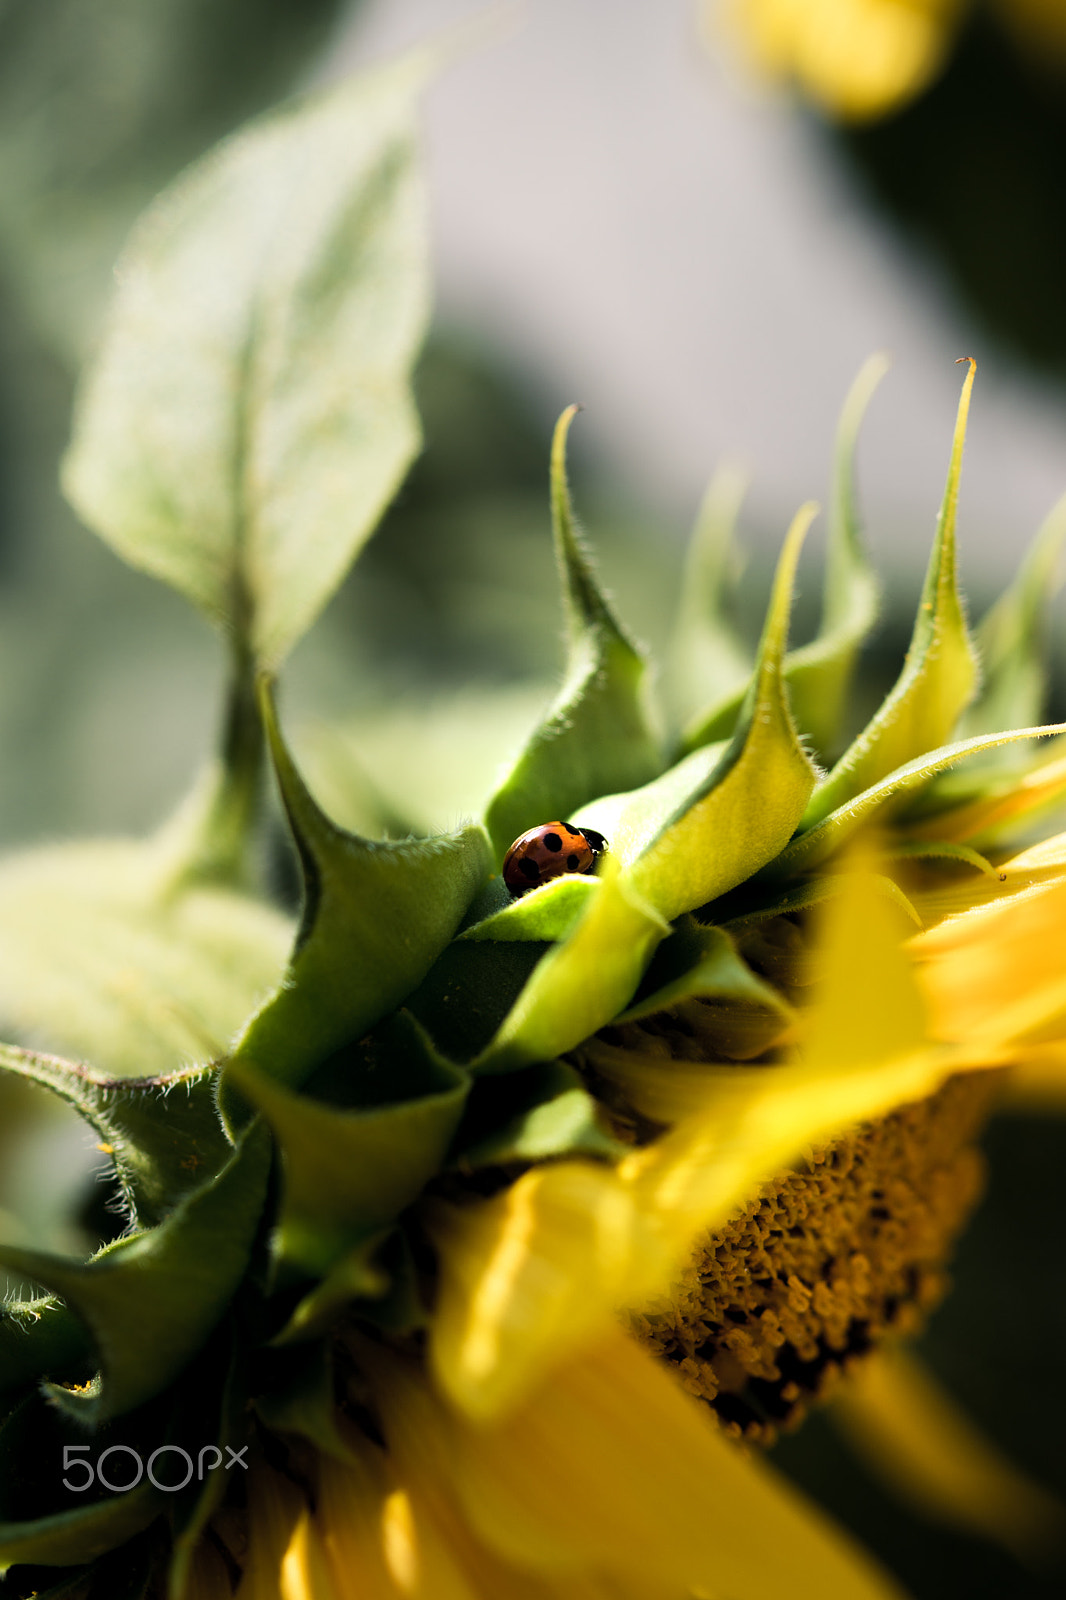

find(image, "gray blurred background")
[2,0,1066,848]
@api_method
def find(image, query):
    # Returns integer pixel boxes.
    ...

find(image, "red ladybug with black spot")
[503,821,609,894]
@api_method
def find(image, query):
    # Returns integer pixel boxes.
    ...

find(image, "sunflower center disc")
[628,1071,998,1444]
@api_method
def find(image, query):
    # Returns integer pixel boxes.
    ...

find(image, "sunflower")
[718,0,1066,121]
[1,45,1066,1600]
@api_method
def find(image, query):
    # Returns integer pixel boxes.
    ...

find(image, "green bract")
[3,44,1066,1600]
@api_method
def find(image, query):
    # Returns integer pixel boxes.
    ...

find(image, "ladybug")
[503,822,609,894]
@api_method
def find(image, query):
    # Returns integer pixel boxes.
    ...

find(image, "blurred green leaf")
[782,353,885,754]
[0,0,346,359]
[484,407,661,859]
[961,491,1066,742]
[0,1046,231,1226]
[293,684,551,841]
[801,359,980,829]
[682,358,883,757]
[63,51,432,668]
[666,465,751,726]
[229,1013,470,1275]
[626,506,819,920]
[0,837,292,1077]
[0,1125,270,1425]
[225,687,491,1103]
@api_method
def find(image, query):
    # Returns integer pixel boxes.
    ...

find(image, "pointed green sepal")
[0,1046,231,1226]
[722,872,922,933]
[483,406,661,859]
[624,504,820,920]
[762,723,1066,881]
[272,1233,393,1345]
[473,863,670,1075]
[887,839,996,876]
[254,1342,361,1464]
[226,682,491,1105]
[615,918,792,1025]
[454,1061,623,1168]
[0,1127,270,1425]
[896,741,1066,846]
[459,874,598,944]
[802,358,980,828]
[228,1013,470,1275]
[961,490,1066,742]
[573,743,728,868]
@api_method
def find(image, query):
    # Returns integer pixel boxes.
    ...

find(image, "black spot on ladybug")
[502,821,610,895]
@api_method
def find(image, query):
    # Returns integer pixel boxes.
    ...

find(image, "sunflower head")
[1,41,1065,1600]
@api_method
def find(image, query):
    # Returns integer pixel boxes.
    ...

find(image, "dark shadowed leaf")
[0,1126,270,1424]
[229,1013,470,1275]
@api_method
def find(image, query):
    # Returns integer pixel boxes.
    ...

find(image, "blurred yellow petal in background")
[719,0,965,120]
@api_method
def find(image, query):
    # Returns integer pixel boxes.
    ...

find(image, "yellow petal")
[427,1164,666,1421]
[802,856,927,1073]
[901,746,1066,846]
[625,858,963,1243]
[913,873,1066,1049]
[907,826,1066,929]
[314,1441,408,1599]
[833,1344,1064,1563]
[363,1343,672,1599]
[235,1466,306,1600]
[433,856,998,1427]
[433,1326,904,1600]
[723,0,961,121]
[183,1539,236,1600]
[281,1509,341,1600]
[999,1043,1066,1110]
